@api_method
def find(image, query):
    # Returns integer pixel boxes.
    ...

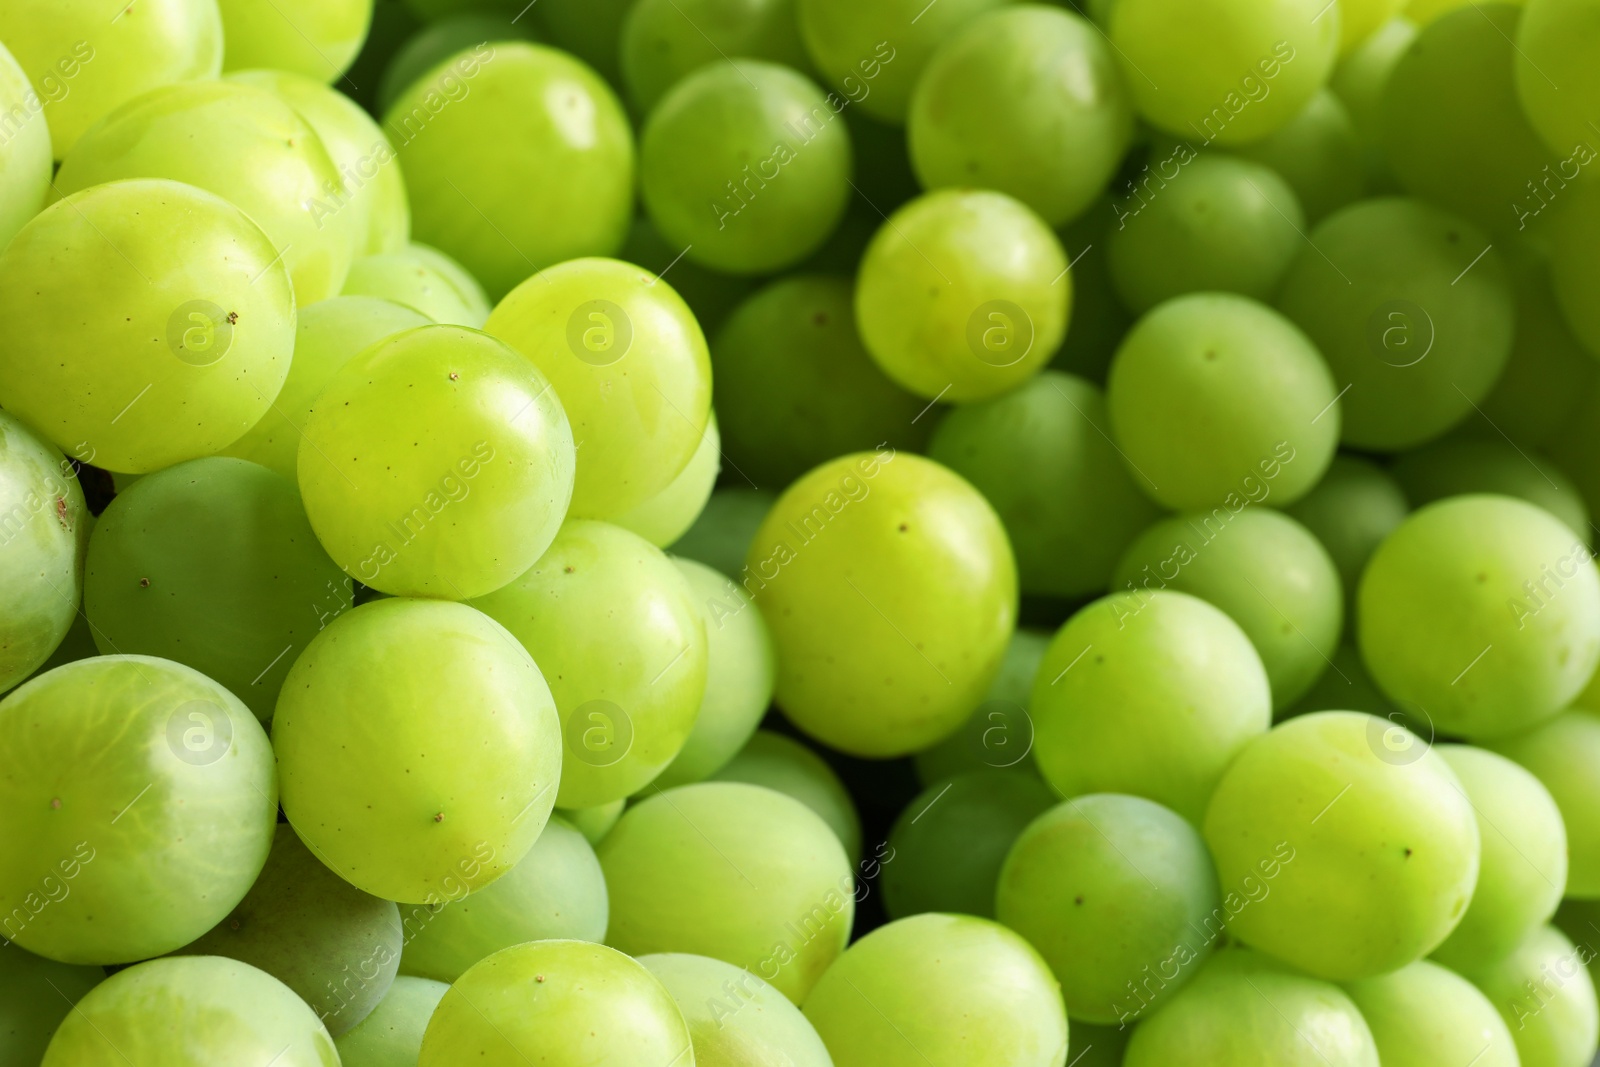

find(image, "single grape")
[1392,438,1589,541]
[342,245,490,327]
[0,39,51,249]
[0,943,103,1066]
[1487,709,1600,897]
[1344,958,1518,1067]
[621,0,812,114]
[640,952,833,1067]
[1050,199,1134,386]
[913,628,1050,786]
[671,487,776,580]
[1233,90,1367,223]
[378,14,538,114]
[1329,16,1419,183]
[611,416,722,548]
[1515,0,1600,158]
[1461,925,1600,1067]
[333,975,449,1067]
[217,0,371,81]
[710,731,862,859]
[1284,454,1410,602]
[557,799,627,846]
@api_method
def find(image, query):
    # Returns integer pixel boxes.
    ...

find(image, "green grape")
[671,487,776,580]
[1462,925,1600,1067]
[1067,1022,1131,1067]
[1106,292,1339,510]
[710,731,861,859]
[378,14,538,114]
[217,0,371,81]
[296,324,575,599]
[83,458,352,721]
[1284,454,1410,602]
[272,598,563,904]
[1107,155,1304,314]
[1515,0,1600,158]
[0,413,89,695]
[557,799,627,846]
[913,628,1049,786]
[1429,745,1567,970]
[1329,16,1419,184]
[42,956,337,1066]
[226,69,411,257]
[1050,200,1134,385]
[747,451,1017,757]
[537,0,634,84]
[0,0,222,160]
[176,823,402,1036]
[1112,508,1344,711]
[56,80,362,305]
[612,416,721,548]
[1032,590,1271,825]
[928,371,1160,599]
[1553,183,1600,359]
[640,952,833,1067]
[0,943,102,1066]
[640,59,852,275]
[1393,438,1589,541]
[0,179,296,475]
[855,189,1070,402]
[0,39,51,249]
[342,247,489,327]
[1284,640,1398,720]
[712,275,930,489]
[333,975,449,1067]
[1124,948,1379,1067]
[400,816,607,983]
[881,768,1055,920]
[1204,711,1481,980]
[1108,0,1339,146]
[795,0,1008,124]
[1488,709,1600,897]
[599,782,852,1003]
[802,913,1068,1067]
[1359,496,1600,738]
[651,558,776,789]
[1231,89,1367,223]
[221,296,432,483]
[996,793,1221,1024]
[486,257,712,520]
[0,656,276,964]
[384,41,634,299]
[470,520,708,808]
[618,213,759,337]
[1275,198,1514,450]
[907,6,1134,227]
[1344,959,1519,1067]
[621,0,812,114]
[1341,0,1408,49]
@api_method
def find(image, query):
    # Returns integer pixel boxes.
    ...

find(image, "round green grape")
[640,952,833,1067]
[343,245,489,327]
[1344,958,1518,1067]
[1392,438,1589,541]
[710,731,861,859]
[1487,709,1600,897]
[0,943,103,1066]
[333,975,449,1067]
[1234,89,1367,223]
[913,628,1049,786]
[621,0,812,114]
[0,38,51,249]
[1461,925,1600,1067]
[671,487,776,580]
[1285,454,1409,602]
[611,416,720,549]
[377,15,539,115]
[1515,0,1600,158]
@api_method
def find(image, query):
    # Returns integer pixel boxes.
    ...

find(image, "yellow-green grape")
[1284,455,1410,603]
[747,451,1018,757]
[297,324,575,599]
[0,656,276,964]
[557,799,627,846]
[914,628,1049,786]
[802,913,1068,1067]
[1553,183,1600,359]
[0,0,222,160]
[537,0,635,84]
[470,521,708,808]
[377,15,540,115]
[1487,709,1600,897]
[997,793,1221,1024]
[1232,90,1367,223]
[343,244,489,327]
[599,782,851,1004]
[1050,199,1133,385]
[272,598,563,904]
[1344,959,1519,1067]
[1516,0,1600,158]
[1286,640,1399,721]
[1330,16,1419,184]
[384,42,634,299]
[1341,0,1408,49]
[641,952,832,1067]
[1067,1022,1131,1067]
[672,487,776,580]
[1124,948,1379,1067]
[487,257,712,520]
[929,371,1161,599]
[334,975,449,1067]
[221,296,431,483]
[1393,438,1589,542]
[0,39,51,248]
[855,189,1070,402]
[399,816,607,983]
[710,731,862,859]
[1108,0,1339,146]
[640,59,852,275]
[908,6,1134,227]
[1275,198,1514,451]
[620,0,812,114]
[0,179,296,475]
[42,956,337,1066]
[0,943,102,1066]
[1204,711,1481,980]
[1462,925,1600,1067]
[611,416,721,548]
[217,0,371,81]
[1107,293,1339,511]
[1360,496,1600,739]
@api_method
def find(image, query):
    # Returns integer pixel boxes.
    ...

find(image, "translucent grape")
[671,487,776,580]
[1487,709,1600,896]
[333,976,449,1067]
[612,416,721,548]
[640,952,833,1067]
[342,245,490,327]
[710,731,862,859]
[1284,454,1410,602]
[378,14,538,114]
[1233,90,1367,223]
[1392,438,1589,541]
[1461,925,1600,1067]
[0,39,51,249]
[620,0,813,114]
[0,943,103,1066]
[1515,0,1600,158]
[1344,959,1519,1067]
[913,628,1049,786]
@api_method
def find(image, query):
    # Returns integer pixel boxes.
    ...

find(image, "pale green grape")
[1329,16,1419,183]
[557,799,627,846]
[0,179,296,474]
[908,6,1134,226]
[57,80,361,305]
[333,976,449,1067]
[297,323,575,599]
[914,628,1049,786]
[378,14,538,114]
[640,952,833,1067]
[671,487,776,580]
[802,913,1068,1067]
[42,956,337,1066]
[1203,711,1481,980]
[1359,496,1600,738]
[1462,925,1600,1067]
[218,0,371,81]
[612,416,721,548]
[176,823,402,1036]
[1050,199,1134,385]
[710,731,861,859]
[1344,959,1518,1067]
[343,244,489,327]
[1553,182,1600,359]
[1112,508,1344,710]
[0,39,51,248]
[471,520,708,808]
[621,0,812,114]
[618,213,759,337]
[486,257,712,520]
[1275,198,1514,450]
[1284,454,1410,602]
[855,189,1070,402]
[0,0,222,160]
[1392,438,1589,541]
[0,942,103,1067]
[384,41,634,298]
[1515,0,1600,158]
[747,451,1017,757]
[599,782,852,1004]
[0,656,276,964]
[1106,293,1339,510]
[537,0,635,84]
[1341,0,1408,49]
[928,371,1160,598]
[996,793,1220,1023]
[1232,90,1367,223]
[1488,709,1600,896]
[400,816,607,983]
[1032,590,1271,825]
[640,59,852,274]
[272,598,562,904]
